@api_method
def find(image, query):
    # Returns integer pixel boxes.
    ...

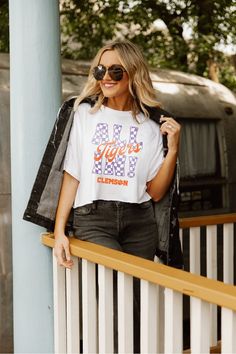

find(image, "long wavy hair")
[74,40,160,118]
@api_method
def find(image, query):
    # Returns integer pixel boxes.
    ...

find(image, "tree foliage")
[0,1,235,90]
[0,0,9,52]
[60,0,236,91]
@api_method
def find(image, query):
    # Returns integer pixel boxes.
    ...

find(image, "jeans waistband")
[90,199,152,209]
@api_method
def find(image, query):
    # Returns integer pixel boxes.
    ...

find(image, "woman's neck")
[106,96,133,111]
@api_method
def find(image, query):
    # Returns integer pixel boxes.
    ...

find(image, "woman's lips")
[101,82,117,88]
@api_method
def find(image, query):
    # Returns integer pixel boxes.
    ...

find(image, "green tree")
[60,0,236,91]
[0,0,9,52]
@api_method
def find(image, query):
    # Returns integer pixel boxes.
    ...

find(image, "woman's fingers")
[64,244,74,268]
[54,238,74,269]
[160,116,180,133]
[160,115,181,153]
[64,244,71,262]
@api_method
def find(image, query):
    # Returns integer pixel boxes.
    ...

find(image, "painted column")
[9,0,61,352]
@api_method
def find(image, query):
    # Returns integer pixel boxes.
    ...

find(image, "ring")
[167,123,172,129]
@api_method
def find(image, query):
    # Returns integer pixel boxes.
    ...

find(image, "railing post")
[82,259,97,354]
[164,289,183,354]
[221,307,236,353]
[118,272,133,354]
[191,298,210,354]
[189,227,201,275]
[206,225,217,346]
[140,280,159,353]
[223,223,234,284]
[66,257,80,353]
[53,254,67,353]
[98,265,114,353]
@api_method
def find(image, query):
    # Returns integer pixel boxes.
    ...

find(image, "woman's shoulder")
[74,96,97,114]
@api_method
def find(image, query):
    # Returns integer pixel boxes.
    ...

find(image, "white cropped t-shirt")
[63,103,164,208]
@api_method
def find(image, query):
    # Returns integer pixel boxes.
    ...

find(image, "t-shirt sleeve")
[63,113,81,181]
[147,131,164,182]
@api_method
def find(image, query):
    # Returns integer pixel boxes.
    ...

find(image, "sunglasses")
[92,64,126,81]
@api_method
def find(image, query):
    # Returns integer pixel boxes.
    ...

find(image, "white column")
[9,0,61,352]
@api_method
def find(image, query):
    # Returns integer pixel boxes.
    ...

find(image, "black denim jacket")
[23,97,183,268]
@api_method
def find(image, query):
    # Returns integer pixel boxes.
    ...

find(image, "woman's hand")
[53,171,79,269]
[54,233,74,269]
[146,115,181,202]
[160,116,181,154]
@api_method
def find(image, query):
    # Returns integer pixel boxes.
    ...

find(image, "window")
[178,119,225,214]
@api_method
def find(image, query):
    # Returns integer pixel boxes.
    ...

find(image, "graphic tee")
[63,103,164,208]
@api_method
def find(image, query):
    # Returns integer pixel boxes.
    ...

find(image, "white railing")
[41,213,236,354]
[179,213,235,284]
[179,213,236,350]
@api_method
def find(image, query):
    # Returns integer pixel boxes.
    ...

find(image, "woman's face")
[98,50,130,102]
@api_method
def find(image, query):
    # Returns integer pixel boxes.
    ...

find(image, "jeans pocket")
[139,200,152,209]
[74,204,93,216]
[73,204,93,227]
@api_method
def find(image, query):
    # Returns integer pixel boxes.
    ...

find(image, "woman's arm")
[54,171,79,268]
[147,116,181,201]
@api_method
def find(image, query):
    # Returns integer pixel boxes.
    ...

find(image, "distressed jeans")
[73,199,158,353]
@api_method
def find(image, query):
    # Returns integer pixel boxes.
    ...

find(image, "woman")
[53,40,181,269]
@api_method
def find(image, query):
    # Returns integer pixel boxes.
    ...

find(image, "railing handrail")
[179,212,236,228]
[41,233,236,312]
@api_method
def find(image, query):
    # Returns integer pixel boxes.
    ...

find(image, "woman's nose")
[103,69,111,80]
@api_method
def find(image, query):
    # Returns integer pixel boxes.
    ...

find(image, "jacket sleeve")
[147,105,183,268]
[23,97,76,231]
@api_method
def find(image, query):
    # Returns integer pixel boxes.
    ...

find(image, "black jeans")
[73,199,158,353]
[73,199,157,259]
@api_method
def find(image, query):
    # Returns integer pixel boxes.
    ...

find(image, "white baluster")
[118,272,133,354]
[140,280,159,353]
[206,225,217,346]
[190,227,201,275]
[221,307,236,353]
[223,223,234,284]
[158,286,165,354]
[164,289,183,354]
[53,252,67,353]
[66,256,80,354]
[98,265,114,353]
[191,297,210,354]
[82,259,97,354]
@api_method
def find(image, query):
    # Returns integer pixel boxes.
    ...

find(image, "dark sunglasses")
[93,64,126,81]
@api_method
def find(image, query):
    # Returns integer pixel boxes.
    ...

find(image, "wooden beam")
[179,213,236,228]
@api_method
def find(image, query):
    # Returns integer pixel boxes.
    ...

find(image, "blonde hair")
[74,40,160,118]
